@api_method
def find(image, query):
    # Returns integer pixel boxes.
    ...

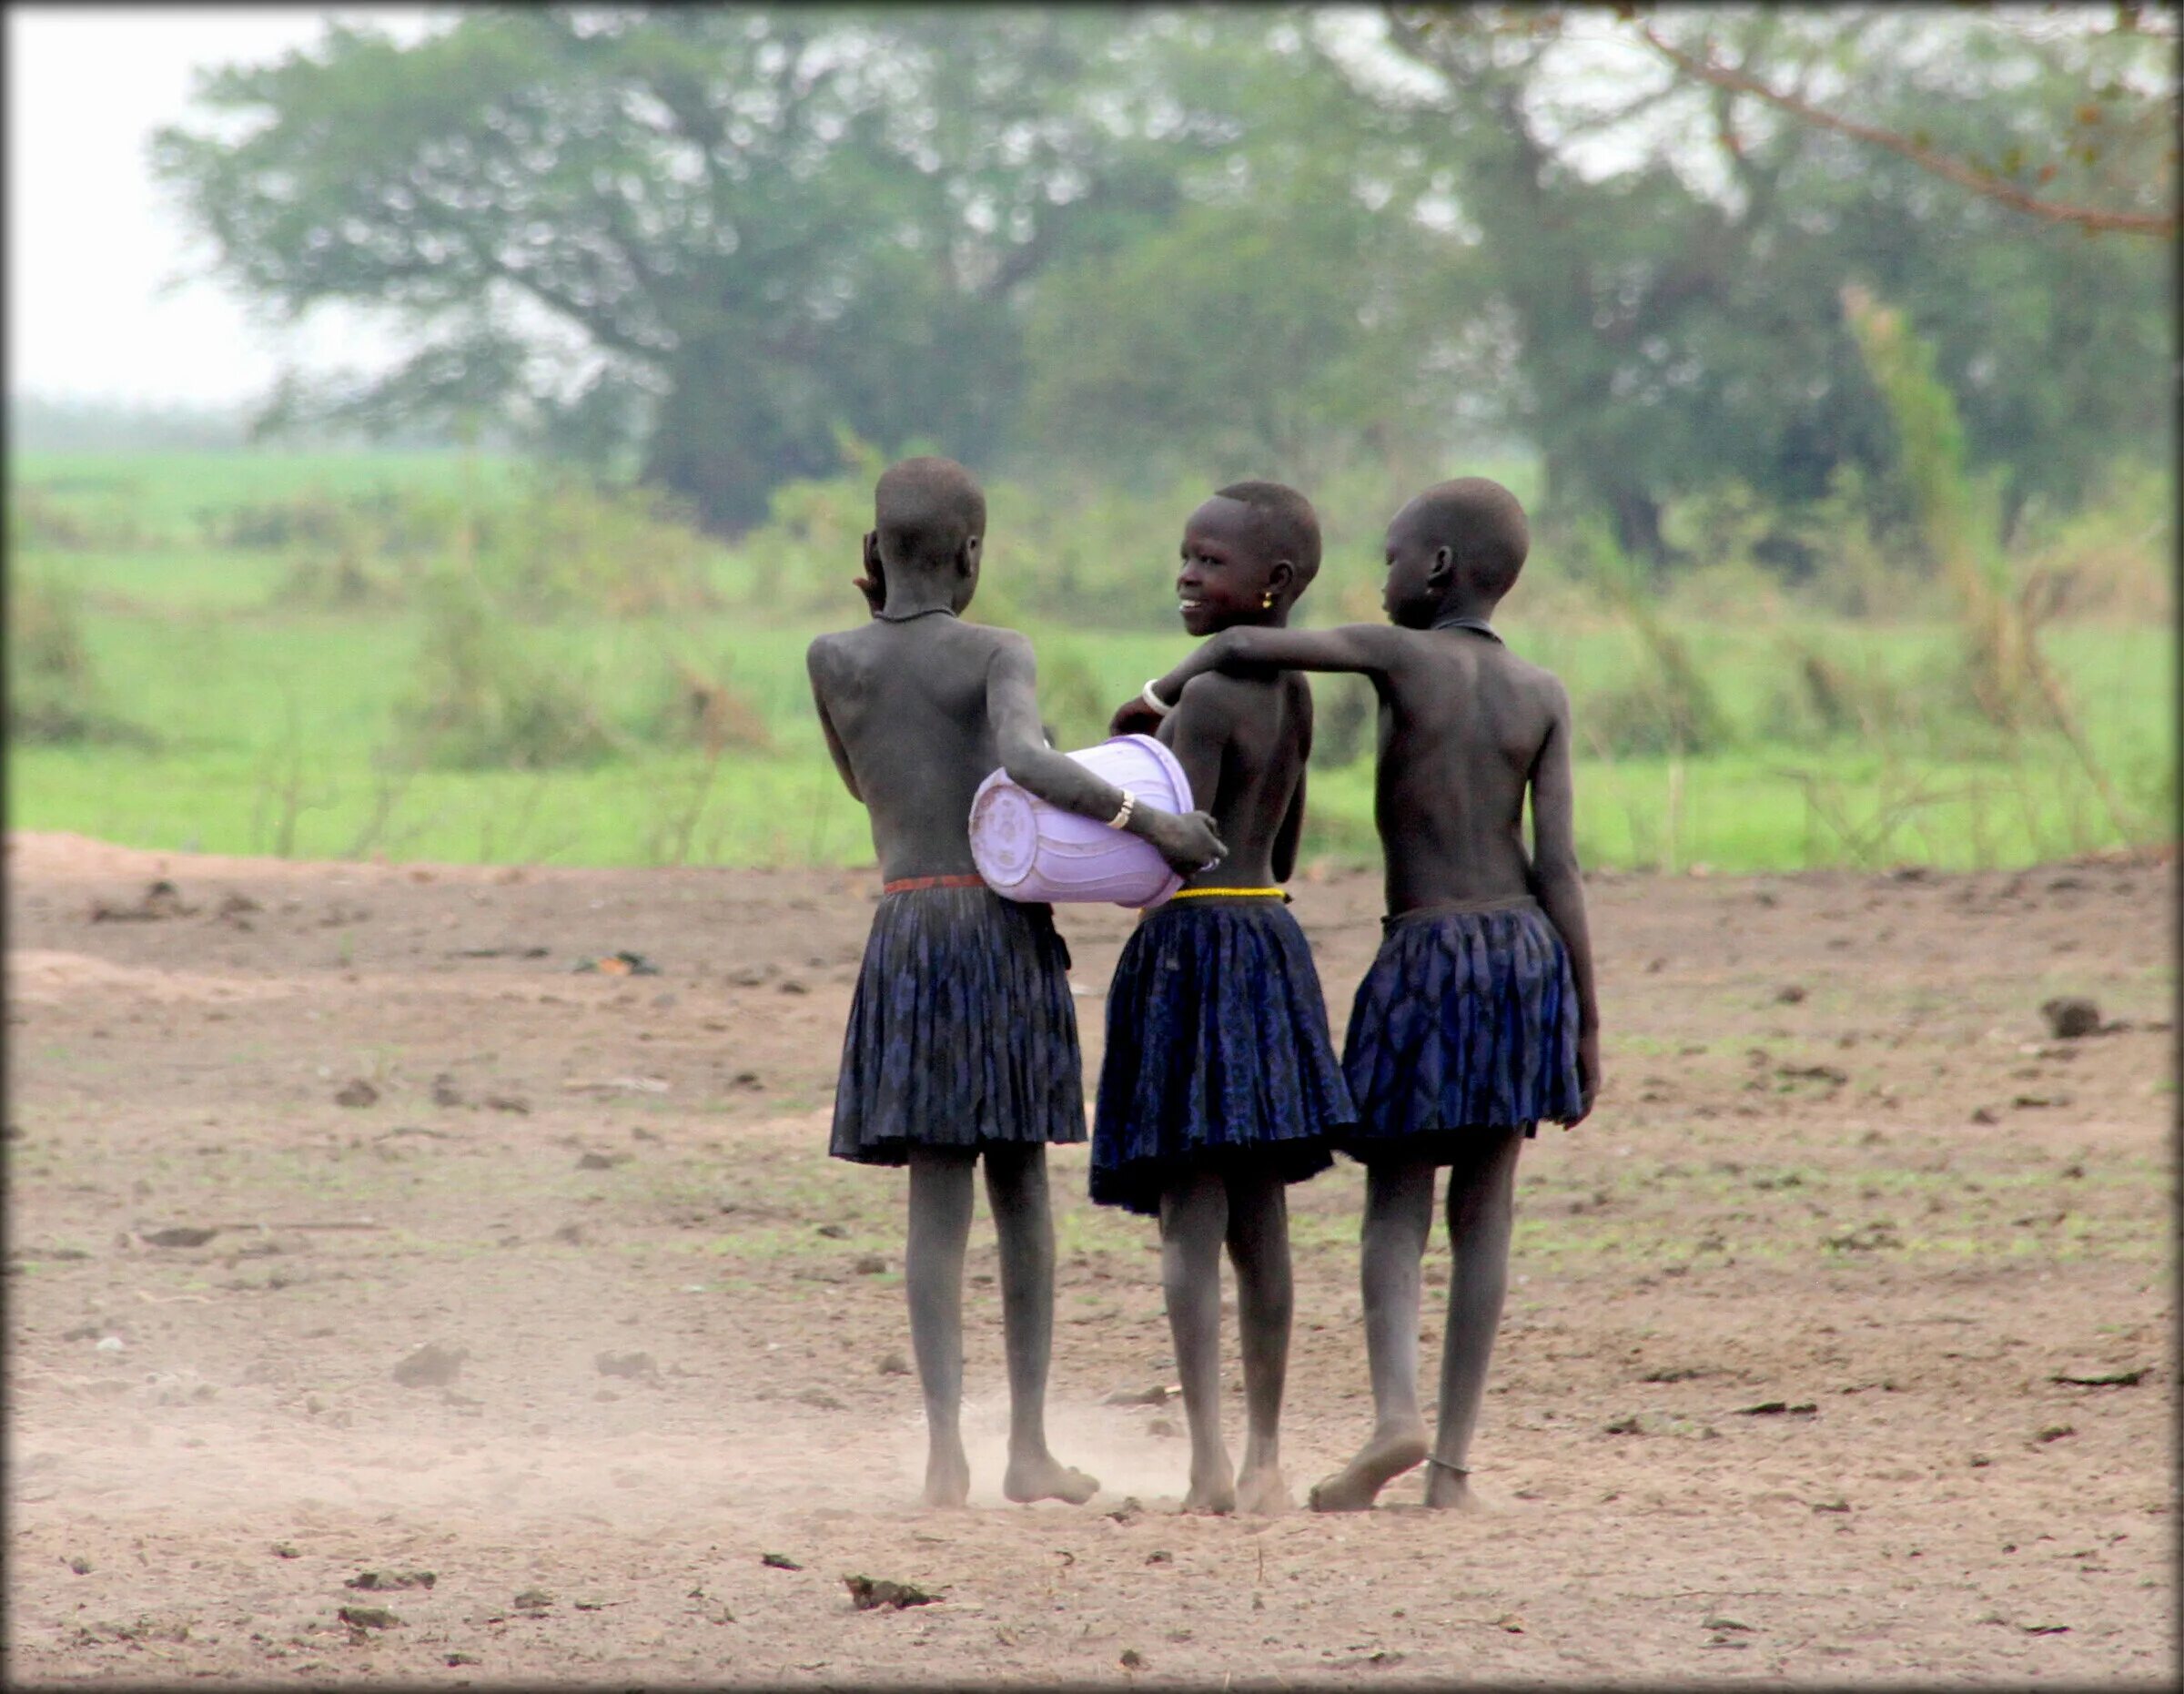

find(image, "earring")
[1261,590,1276,609]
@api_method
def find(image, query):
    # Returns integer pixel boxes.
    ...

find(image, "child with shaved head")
[1124,476,1600,1512]
[1091,480,1355,1515]
[809,456,1225,1508]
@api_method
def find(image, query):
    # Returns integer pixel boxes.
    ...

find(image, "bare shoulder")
[806,626,854,679]
[1499,648,1569,713]
[1174,668,1252,725]
[1502,654,1572,766]
[971,624,1035,680]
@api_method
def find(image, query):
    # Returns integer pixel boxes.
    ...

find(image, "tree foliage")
[1353,4,2173,556]
[157,6,1242,530]
[157,4,2172,557]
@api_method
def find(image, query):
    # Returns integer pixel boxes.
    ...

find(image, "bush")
[272,500,418,609]
[396,573,620,769]
[9,486,151,553]
[2011,461,2170,624]
[639,657,774,756]
[1561,516,1734,757]
[1757,638,1913,748]
[1030,642,1114,751]
[244,475,724,619]
[472,474,723,619]
[8,575,156,746]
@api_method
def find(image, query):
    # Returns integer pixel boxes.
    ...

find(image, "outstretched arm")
[986,634,1226,875]
[1527,681,1599,1123]
[1141,624,1406,715]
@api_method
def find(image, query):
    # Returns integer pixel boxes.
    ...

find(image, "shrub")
[396,573,619,769]
[1562,517,1734,757]
[8,486,154,553]
[2011,461,2170,624]
[1757,638,1916,748]
[1030,642,1114,751]
[8,575,156,746]
[640,657,774,756]
[472,474,723,619]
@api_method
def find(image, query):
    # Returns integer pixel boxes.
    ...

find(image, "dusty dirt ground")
[5,830,2172,1687]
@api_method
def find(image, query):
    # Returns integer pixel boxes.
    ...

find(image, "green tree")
[1353,5,2172,559]
[1022,152,1477,487]
[155,6,1239,532]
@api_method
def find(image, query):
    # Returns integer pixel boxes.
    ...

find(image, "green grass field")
[8,450,2172,875]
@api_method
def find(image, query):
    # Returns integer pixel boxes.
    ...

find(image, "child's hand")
[1571,1030,1600,1126]
[854,531,887,616]
[1140,807,1227,875]
[1108,695,1166,737]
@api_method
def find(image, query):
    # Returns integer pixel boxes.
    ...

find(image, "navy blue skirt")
[830,884,1086,1166]
[1091,897,1352,1216]
[1339,898,1583,1161]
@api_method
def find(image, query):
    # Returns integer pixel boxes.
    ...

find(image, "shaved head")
[1213,479,1322,588]
[1395,478,1529,601]
[874,456,986,573]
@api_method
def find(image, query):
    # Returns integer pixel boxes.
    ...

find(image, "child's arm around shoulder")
[985,629,1227,875]
[805,633,861,802]
[1121,624,1409,732]
[1526,668,1600,1123]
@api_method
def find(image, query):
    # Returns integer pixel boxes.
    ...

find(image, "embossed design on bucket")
[969,735,1195,908]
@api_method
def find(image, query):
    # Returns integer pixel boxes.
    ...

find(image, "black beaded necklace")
[1431,611,1502,644]
[874,605,958,624]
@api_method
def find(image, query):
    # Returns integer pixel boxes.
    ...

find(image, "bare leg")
[1224,1171,1294,1515]
[1309,1157,1436,1512]
[1158,1169,1236,1513]
[984,1143,1098,1505]
[905,1148,975,1507]
[1423,1130,1523,1510]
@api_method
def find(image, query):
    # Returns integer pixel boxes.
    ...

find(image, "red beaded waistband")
[882,873,989,896]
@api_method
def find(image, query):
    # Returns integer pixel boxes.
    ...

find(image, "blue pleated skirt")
[1091,898,1352,1216]
[829,884,1086,1165]
[1339,898,1583,1161]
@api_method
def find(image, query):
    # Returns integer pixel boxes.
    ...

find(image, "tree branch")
[1637,23,2175,237]
[480,250,671,362]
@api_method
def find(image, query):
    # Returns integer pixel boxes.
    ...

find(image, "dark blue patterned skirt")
[1339,898,1583,1161]
[829,884,1086,1165]
[1091,897,1352,1216]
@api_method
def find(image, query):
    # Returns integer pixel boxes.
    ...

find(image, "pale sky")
[6,5,444,406]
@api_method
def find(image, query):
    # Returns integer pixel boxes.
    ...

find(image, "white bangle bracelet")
[1107,791,1137,831]
[1140,679,1174,718]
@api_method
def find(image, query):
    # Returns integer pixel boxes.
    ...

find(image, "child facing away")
[1122,476,1600,1512]
[1089,482,1357,1516]
[807,456,1225,1509]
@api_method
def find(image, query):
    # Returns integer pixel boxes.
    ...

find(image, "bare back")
[1158,670,1311,890]
[807,618,1014,882]
[1371,629,1562,914]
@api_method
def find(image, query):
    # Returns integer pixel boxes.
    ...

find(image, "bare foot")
[1003,1451,1099,1506]
[1234,1459,1290,1516]
[1307,1424,1428,1513]
[1422,1463,1491,1511]
[1181,1451,1237,1515]
[923,1438,971,1509]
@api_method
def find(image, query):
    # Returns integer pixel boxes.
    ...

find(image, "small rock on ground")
[391,1344,469,1388]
